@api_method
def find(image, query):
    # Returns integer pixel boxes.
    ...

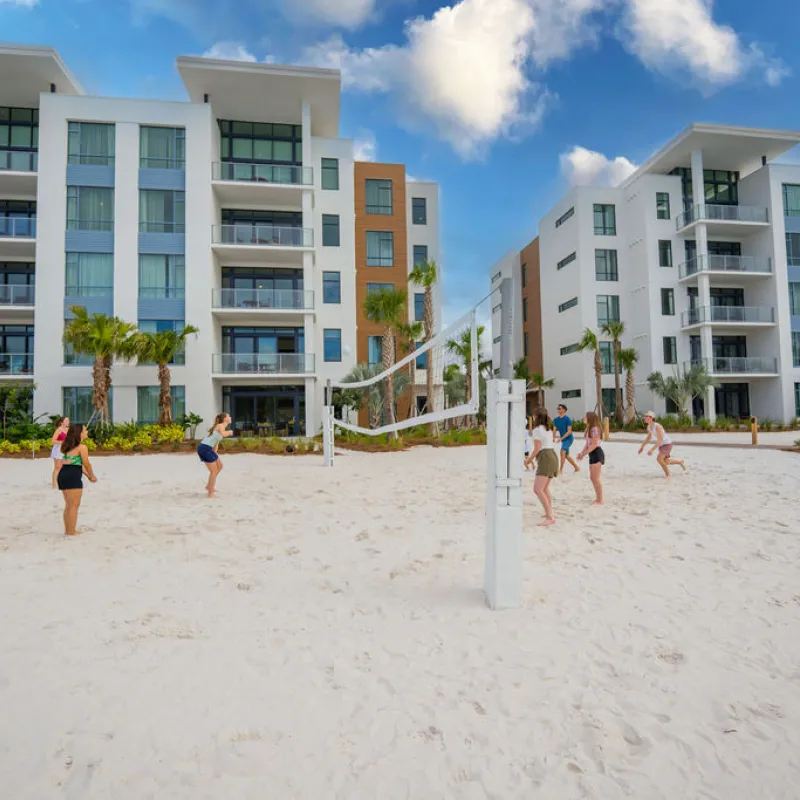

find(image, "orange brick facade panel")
[520,236,543,378]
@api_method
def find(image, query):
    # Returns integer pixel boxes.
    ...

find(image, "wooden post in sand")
[603,416,610,442]
[751,416,758,447]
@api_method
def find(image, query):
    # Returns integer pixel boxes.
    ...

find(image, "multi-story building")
[532,124,800,423]
[0,44,440,436]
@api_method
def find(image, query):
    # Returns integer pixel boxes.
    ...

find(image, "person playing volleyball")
[197,413,233,498]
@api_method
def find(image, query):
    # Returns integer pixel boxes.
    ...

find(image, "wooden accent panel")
[520,236,543,377]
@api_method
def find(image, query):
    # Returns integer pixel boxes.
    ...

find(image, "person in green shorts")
[524,407,559,526]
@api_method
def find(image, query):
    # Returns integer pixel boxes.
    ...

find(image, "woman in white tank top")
[638,411,686,479]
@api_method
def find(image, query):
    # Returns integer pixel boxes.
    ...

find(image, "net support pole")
[484,378,525,610]
[323,379,334,467]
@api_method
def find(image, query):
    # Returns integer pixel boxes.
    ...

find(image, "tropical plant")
[445,325,490,406]
[398,320,424,419]
[577,328,604,420]
[134,324,199,425]
[617,347,639,424]
[0,384,35,440]
[63,308,139,427]
[179,412,204,440]
[513,358,555,410]
[409,258,439,427]
[601,321,625,426]
[646,364,718,420]
[363,288,408,429]
[338,363,410,429]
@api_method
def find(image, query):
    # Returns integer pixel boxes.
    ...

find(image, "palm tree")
[63,307,139,427]
[398,320,424,418]
[513,358,554,410]
[363,288,408,428]
[601,321,625,426]
[446,325,490,406]
[618,347,639,424]
[577,328,604,420]
[339,363,410,428]
[135,324,199,425]
[647,364,718,420]
[409,258,438,424]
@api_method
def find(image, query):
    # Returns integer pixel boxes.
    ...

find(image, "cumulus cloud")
[560,146,637,187]
[353,130,377,161]
[202,42,257,62]
[282,0,376,30]
[0,0,39,6]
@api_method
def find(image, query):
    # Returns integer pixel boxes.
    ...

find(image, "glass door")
[232,394,256,435]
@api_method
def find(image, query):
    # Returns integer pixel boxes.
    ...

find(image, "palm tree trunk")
[625,369,636,424]
[423,287,437,434]
[157,361,172,425]
[614,340,623,426]
[594,348,603,420]
[382,327,395,428]
[91,355,111,427]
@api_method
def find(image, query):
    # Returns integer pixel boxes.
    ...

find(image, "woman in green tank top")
[57,423,98,536]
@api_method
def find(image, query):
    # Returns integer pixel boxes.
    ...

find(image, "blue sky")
[2,0,799,323]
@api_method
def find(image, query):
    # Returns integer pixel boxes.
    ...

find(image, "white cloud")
[282,0,376,30]
[202,42,258,62]
[560,146,637,187]
[0,0,39,6]
[353,130,377,161]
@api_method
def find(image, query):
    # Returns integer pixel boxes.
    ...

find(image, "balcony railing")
[678,254,773,279]
[0,217,37,238]
[676,204,770,230]
[212,288,314,311]
[212,162,313,186]
[212,353,314,374]
[0,285,35,305]
[0,353,34,375]
[1,150,38,172]
[65,286,114,297]
[212,224,313,248]
[681,305,776,327]
[686,357,778,375]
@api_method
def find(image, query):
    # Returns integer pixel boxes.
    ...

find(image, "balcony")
[212,162,312,206]
[676,204,770,237]
[212,288,314,322]
[0,217,36,257]
[211,352,315,378]
[678,255,773,283]
[686,357,779,378]
[0,284,35,319]
[211,224,314,265]
[0,150,38,194]
[0,353,34,379]
[681,305,776,330]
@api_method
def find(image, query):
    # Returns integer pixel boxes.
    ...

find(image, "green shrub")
[656,414,678,429]
[0,440,22,454]
[18,438,44,453]
[699,417,713,431]
[84,438,97,451]
[760,418,774,432]
[714,416,735,432]
[571,418,586,432]
[675,414,692,430]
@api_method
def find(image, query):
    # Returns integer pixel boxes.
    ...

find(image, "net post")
[484,378,524,610]
[498,277,514,380]
[323,379,334,467]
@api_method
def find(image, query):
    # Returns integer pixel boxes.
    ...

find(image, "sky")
[2,0,799,326]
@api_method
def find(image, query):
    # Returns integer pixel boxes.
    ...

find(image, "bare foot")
[574,466,581,473]
[538,518,556,527]
[65,530,83,536]
[591,501,603,506]
[680,461,687,472]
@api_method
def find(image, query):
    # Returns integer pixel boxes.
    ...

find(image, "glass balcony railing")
[676,204,770,230]
[678,255,773,279]
[0,217,37,238]
[0,353,34,375]
[681,305,776,327]
[686,357,778,375]
[212,162,313,186]
[212,224,313,248]
[212,288,313,311]
[0,285,35,305]
[0,150,38,172]
[212,353,314,374]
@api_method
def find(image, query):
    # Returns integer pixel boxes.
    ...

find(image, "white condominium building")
[538,124,800,423]
[0,44,440,436]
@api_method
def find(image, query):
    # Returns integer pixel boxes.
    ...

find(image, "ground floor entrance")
[692,382,751,420]
[222,385,305,437]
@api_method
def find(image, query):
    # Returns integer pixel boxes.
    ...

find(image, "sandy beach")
[1,440,799,799]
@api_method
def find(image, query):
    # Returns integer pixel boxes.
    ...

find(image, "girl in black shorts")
[576,411,604,506]
[58,423,98,535]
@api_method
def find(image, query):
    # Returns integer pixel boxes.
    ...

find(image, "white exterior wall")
[406,181,441,334]
[489,250,522,375]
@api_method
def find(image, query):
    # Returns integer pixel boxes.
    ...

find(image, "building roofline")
[0,42,84,95]
[176,56,340,82]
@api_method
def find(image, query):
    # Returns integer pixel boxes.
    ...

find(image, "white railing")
[212,224,313,248]
[0,285,34,305]
[212,353,314,374]
[212,288,313,310]
[682,305,775,327]
[678,255,772,279]
[676,204,769,229]
[0,217,37,238]
[212,162,313,186]
[687,357,778,375]
[0,353,34,375]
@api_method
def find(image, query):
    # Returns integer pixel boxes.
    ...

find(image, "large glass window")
[663,336,677,365]
[789,282,800,316]
[793,332,800,368]
[139,254,185,299]
[659,240,673,267]
[0,324,34,374]
[593,204,616,235]
[413,244,428,266]
[602,388,617,415]
[366,231,394,266]
[595,249,618,281]
[323,329,342,362]
[661,288,675,316]
[416,342,428,370]
[796,383,800,418]
[139,319,187,365]
[65,253,113,296]
[219,120,302,165]
[323,271,341,304]
[322,214,340,246]
[0,106,38,171]
[784,185,800,217]
[67,187,114,231]
[671,167,739,208]
[67,122,115,166]
[137,386,185,424]
[140,126,185,169]
[63,387,105,423]
[0,262,34,305]
[0,200,36,237]
[414,292,424,322]
[599,342,614,374]
[366,179,392,214]
[596,294,620,326]
[321,158,339,190]
[656,192,670,220]
[368,335,382,366]
[367,282,394,294]
[786,233,800,266]
[139,190,185,233]
[412,197,427,224]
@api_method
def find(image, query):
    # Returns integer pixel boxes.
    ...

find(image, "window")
[659,240,673,267]
[672,167,739,207]
[595,249,618,281]
[796,383,800,418]
[365,179,392,214]
[602,388,617,415]
[557,252,576,271]
[790,282,800,315]
[596,295,620,326]
[139,190,184,233]
[140,126,185,169]
[562,390,581,399]
[218,120,302,165]
[66,187,114,231]
[414,293,424,322]
[661,288,675,316]
[65,253,113,296]
[666,398,679,414]
[139,319,187,365]
[523,297,528,322]
[323,329,342,362]
[521,263,527,288]
[663,336,677,365]
[555,207,575,228]
[0,262,34,305]
[321,158,339,190]
[63,387,97,423]
[0,324,34,373]
[793,332,800,368]
[322,271,341,304]
[413,245,428,267]
[137,385,185,424]
[67,122,114,166]
[599,342,614,374]
[787,233,800,267]
[322,214,340,246]
[559,297,578,313]
[593,204,616,236]
[560,343,580,355]
[524,332,529,358]
[415,343,428,370]
[491,270,502,283]
[0,106,38,171]
[368,335,382,366]
[367,282,394,294]
[784,185,800,217]
[412,197,427,224]
[366,231,394,266]
[656,192,671,220]
[139,254,184,299]
[64,322,93,365]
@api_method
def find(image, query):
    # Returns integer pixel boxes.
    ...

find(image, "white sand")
[1,443,799,799]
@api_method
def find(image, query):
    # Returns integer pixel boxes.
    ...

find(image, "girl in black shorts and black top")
[576,411,604,506]
[58,423,98,535]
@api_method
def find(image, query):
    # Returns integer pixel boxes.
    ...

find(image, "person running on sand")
[57,423,97,536]
[50,415,69,489]
[639,411,686,479]
[576,411,604,506]
[552,404,580,476]
[524,407,559,526]
[197,413,233,498]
